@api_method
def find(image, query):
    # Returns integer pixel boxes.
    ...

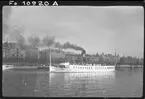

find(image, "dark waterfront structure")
[2,42,143,67]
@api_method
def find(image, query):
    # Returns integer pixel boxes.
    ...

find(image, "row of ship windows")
[73,67,114,69]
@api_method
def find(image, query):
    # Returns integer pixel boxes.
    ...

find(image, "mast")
[115,46,117,66]
[49,47,51,66]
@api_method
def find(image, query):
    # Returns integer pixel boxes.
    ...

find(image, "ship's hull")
[49,65,115,72]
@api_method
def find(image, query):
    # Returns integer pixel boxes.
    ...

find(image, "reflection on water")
[48,72,115,96]
[3,68,143,97]
[50,72,115,97]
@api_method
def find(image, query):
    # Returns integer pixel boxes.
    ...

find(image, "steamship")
[49,62,115,72]
[49,50,116,73]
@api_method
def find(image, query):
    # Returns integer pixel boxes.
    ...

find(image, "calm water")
[2,68,143,97]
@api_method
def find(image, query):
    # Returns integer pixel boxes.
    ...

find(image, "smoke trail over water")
[54,41,86,55]
[2,7,86,55]
[42,35,55,47]
[3,6,26,45]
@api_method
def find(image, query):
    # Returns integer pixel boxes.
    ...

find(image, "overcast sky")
[4,6,144,58]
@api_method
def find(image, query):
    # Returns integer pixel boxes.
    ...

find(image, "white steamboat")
[48,48,116,73]
[49,62,115,72]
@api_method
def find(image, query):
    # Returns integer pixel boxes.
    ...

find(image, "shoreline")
[3,65,143,70]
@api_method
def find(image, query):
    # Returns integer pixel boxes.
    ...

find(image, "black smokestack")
[81,49,86,57]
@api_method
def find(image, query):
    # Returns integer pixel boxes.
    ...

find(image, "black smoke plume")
[28,36,40,47]
[62,42,86,55]
[42,35,55,47]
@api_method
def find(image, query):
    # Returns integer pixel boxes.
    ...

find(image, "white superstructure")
[49,62,115,72]
[3,64,13,70]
